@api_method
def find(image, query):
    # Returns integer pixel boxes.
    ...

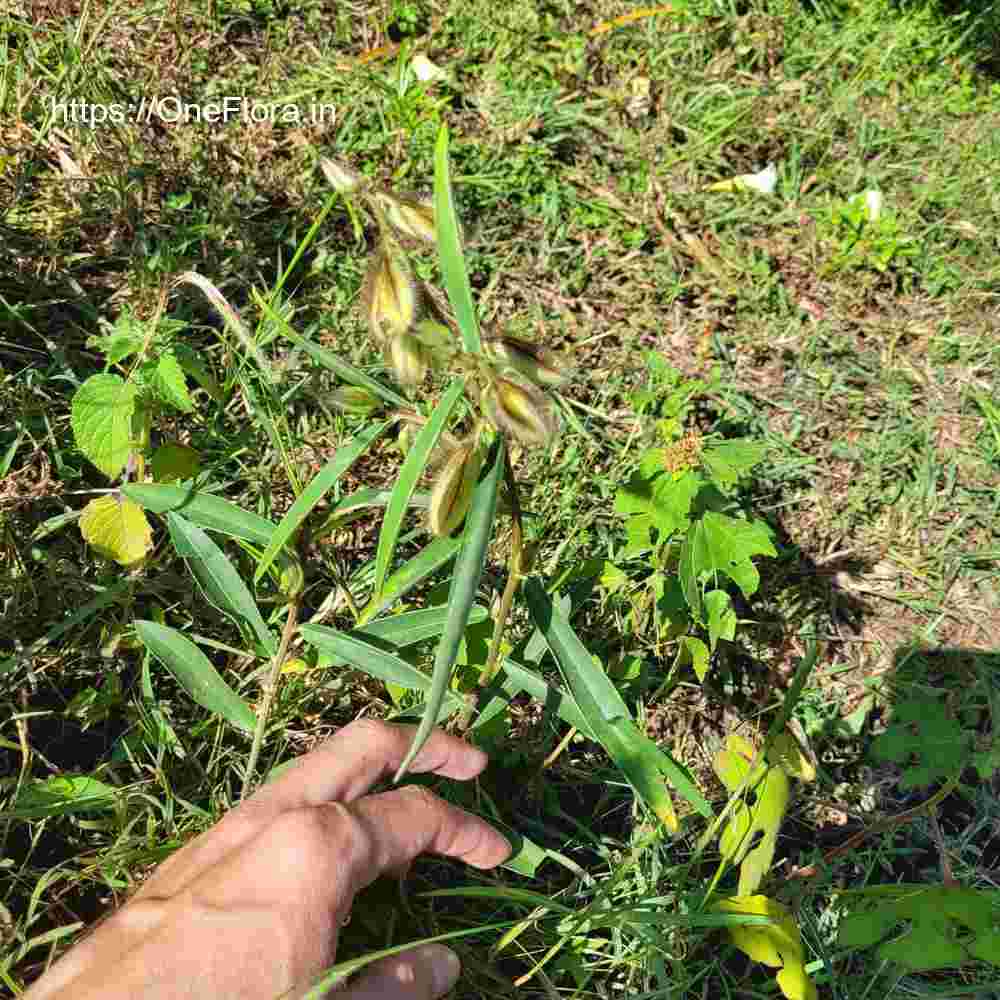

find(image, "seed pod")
[484,377,558,448]
[329,385,382,416]
[428,442,483,538]
[484,336,569,387]
[386,332,429,388]
[371,191,437,245]
[274,551,305,601]
[361,247,419,344]
[320,157,365,194]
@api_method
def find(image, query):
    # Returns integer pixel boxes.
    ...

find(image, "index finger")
[135,721,488,901]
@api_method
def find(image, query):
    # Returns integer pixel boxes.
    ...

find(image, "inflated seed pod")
[386,332,430,388]
[483,336,569,387]
[483,377,558,448]
[361,246,419,345]
[370,191,437,245]
[427,441,484,538]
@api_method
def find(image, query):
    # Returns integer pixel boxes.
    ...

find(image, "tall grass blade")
[254,420,391,583]
[433,125,481,354]
[374,379,465,596]
[395,438,504,780]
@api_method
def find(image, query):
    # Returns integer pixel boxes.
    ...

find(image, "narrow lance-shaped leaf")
[166,512,276,655]
[374,379,465,597]
[433,124,481,354]
[134,620,256,734]
[123,484,278,545]
[395,438,505,780]
[255,420,391,584]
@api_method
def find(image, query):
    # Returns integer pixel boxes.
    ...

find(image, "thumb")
[341,945,462,1000]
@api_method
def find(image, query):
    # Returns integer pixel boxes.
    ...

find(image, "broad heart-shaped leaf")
[614,470,700,540]
[150,442,201,483]
[434,124,481,354]
[71,373,138,479]
[700,439,768,489]
[838,885,1000,971]
[714,895,817,1000]
[374,379,465,597]
[680,511,777,619]
[704,589,736,652]
[713,733,790,895]
[395,438,504,781]
[2,775,119,820]
[144,350,193,412]
[166,512,276,655]
[871,695,970,789]
[134,620,256,734]
[678,635,710,682]
[524,577,712,828]
[122,483,277,544]
[79,494,153,566]
[255,419,391,583]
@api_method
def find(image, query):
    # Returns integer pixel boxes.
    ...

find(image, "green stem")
[241,599,300,800]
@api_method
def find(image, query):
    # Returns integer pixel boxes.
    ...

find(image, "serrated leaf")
[79,494,153,566]
[714,896,817,1000]
[614,470,699,539]
[701,439,768,488]
[166,512,276,654]
[150,442,201,483]
[71,373,138,479]
[134,620,256,734]
[147,350,194,412]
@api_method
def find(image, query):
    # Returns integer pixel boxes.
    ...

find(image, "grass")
[2,0,1000,995]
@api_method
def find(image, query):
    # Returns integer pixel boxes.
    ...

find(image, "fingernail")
[422,945,461,996]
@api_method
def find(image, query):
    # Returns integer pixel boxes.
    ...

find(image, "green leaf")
[838,886,1000,972]
[614,470,700,539]
[523,578,712,827]
[166,512,276,654]
[375,380,465,597]
[262,297,408,409]
[680,635,711,682]
[71,373,138,479]
[123,484,277,544]
[255,420,391,583]
[150,442,201,483]
[704,589,737,652]
[78,494,153,566]
[701,439,768,489]
[134,620,256,734]
[871,695,971,789]
[2,776,119,820]
[395,438,504,780]
[356,535,462,625]
[147,350,194,412]
[680,511,777,617]
[433,124,481,354]
[300,626,465,715]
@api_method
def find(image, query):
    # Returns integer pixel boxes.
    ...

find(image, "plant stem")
[479,448,525,687]
[241,599,300,801]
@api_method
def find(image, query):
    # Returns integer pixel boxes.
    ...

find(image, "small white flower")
[851,189,883,221]
[741,162,778,195]
[411,53,445,83]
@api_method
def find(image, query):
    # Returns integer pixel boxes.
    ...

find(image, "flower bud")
[428,442,483,538]
[329,385,383,416]
[386,332,429,388]
[484,336,569,387]
[484,377,558,448]
[371,191,437,245]
[320,157,365,194]
[362,247,419,344]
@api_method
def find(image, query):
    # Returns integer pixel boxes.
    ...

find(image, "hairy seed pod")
[484,378,558,448]
[329,385,382,416]
[320,157,365,194]
[362,247,419,344]
[371,191,437,244]
[274,551,305,601]
[387,332,429,388]
[484,336,569,387]
[428,442,483,538]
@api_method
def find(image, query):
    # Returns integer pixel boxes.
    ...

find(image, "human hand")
[24,720,511,1000]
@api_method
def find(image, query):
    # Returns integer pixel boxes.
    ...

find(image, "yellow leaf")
[715,895,817,1000]
[79,495,153,566]
[769,727,817,782]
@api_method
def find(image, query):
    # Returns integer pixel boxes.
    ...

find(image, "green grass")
[3,0,1000,996]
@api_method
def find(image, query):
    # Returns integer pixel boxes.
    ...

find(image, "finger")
[340,946,461,1000]
[135,721,488,901]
